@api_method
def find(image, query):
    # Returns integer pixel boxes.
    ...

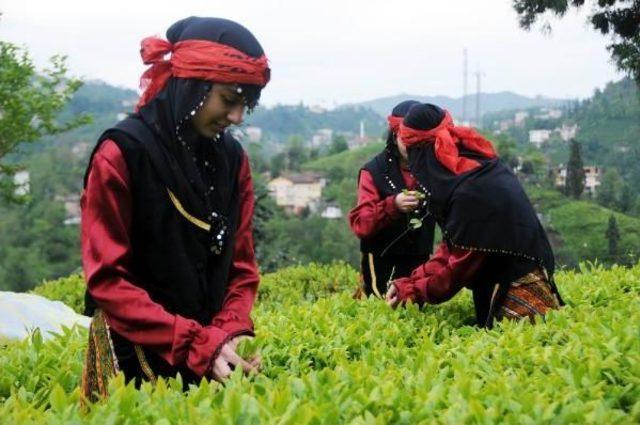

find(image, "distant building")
[311,129,333,149]
[514,111,529,126]
[535,108,563,120]
[529,129,552,147]
[558,124,578,142]
[244,126,263,143]
[54,193,82,225]
[321,203,343,219]
[267,172,327,215]
[348,135,373,150]
[309,105,327,114]
[554,165,602,196]
[71,142,91,158]
[496,119,514,132]
[13,171,30,196]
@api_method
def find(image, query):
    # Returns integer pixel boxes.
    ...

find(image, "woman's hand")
[386,283,401,309]
[210,340,258,382]
[394,192,419,213]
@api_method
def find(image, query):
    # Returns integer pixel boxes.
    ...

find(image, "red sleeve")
[348,169,401,239]
[210,152,259,337]
[81,139,229,377]
[393,241,485,304]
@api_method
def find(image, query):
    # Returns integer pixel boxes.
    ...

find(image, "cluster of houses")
[240,121,373,152]
[493,108,579,148]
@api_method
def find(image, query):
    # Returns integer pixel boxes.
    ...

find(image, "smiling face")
[191,83,246,138]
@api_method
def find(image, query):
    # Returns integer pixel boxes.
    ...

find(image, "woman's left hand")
[386,284,401,309]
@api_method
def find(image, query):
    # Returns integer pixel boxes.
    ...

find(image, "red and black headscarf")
[137,17,270,110]
[399,104,496,175]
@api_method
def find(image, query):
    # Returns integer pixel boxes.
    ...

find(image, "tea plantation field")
[1,262,639,423]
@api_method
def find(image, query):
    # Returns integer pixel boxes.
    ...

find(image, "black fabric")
[84,117,243,323]
[408,143,554,276]
[403,103,446,131]
[360,151,435,257]
[83,117,243,384]
[407,142,559,325]
[109,328,201,389]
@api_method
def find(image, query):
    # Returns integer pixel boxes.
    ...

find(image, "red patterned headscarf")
[399,110,496,175]
[136,37,270,110]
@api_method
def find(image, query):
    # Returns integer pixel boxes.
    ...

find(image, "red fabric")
[348,169,416,239]
[393,241,485,304]
[399,111,497,175]
[137,37,270,110]
[81,139,259,377]
[387,115,403,133]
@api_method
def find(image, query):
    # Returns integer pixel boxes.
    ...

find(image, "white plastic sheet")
[0,291,90,340]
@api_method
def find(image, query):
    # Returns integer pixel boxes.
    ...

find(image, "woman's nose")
[227,104,245,125]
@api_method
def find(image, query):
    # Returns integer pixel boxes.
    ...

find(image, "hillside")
[245,104,386,142]
[2,262,639,422]
[354,92,569,119]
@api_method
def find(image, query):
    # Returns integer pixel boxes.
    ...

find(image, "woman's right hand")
[394,192,420,213]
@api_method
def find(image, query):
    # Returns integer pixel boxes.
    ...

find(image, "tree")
[494,133,519,171]
[0,41,89,203]
[513,0,640,84]
[329,135,349,155]
[605,214,620,261]
[597,168,623,208]
[617,183,634,213]
[565,139,585,199]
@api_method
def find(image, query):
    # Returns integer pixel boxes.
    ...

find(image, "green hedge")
[2,262,639,423]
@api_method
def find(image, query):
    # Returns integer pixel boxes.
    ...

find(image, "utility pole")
[462,48,468,124]
[474,70,485,128]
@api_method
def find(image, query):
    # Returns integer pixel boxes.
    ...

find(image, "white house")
[558,124,578,142]
[514,111,529,126]
[13,171,30,196]
[267,173,327,215]
[529,129,552,147]
[321,203,343,219]
[311,129,333,149]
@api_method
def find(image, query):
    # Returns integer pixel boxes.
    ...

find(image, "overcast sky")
[0,0,624,107]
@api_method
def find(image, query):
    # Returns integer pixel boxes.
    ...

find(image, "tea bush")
[1,262,639,423]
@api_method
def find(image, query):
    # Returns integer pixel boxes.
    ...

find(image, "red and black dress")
[349,148,436,298]
[80,17,270,399]
[392,104,563,327]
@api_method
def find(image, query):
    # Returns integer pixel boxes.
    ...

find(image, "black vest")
[83,118,243,326]
[360,151,435,257]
